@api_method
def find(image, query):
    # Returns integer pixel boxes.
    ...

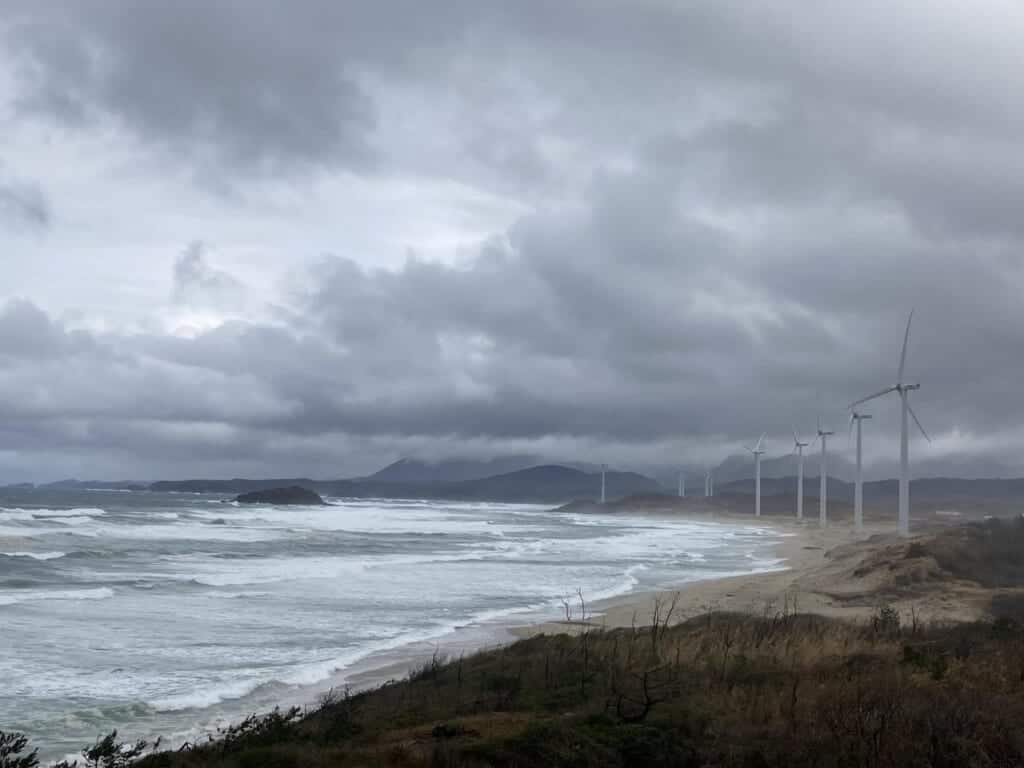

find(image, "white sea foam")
[150,677,269,712]
[1,551,66,560]
[33,508,106,518]
[0,587,114,606]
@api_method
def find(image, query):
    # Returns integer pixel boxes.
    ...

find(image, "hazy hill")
[717,474,1024,505]
[149,478,319,494]
[434,465,661,503]
[364,456,607,485]
[147,465,661,504]
[364,456,542,484]
[37,478,149,491]
[712,452,857,484]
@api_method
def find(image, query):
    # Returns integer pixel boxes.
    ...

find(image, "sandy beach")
[515,510,1003,643]
[341,510,944,696]
[346,501,1006,701]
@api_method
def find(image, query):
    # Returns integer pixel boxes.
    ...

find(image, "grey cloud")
[6,1,378,179]
[172,242,246,310]
[0,180,50,228]
[2,2,1024,480]
[0,300,90,359]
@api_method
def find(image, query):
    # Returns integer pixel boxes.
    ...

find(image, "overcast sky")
[1,0,1023,482]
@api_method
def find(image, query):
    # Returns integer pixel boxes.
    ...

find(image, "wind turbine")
[792,429,810,520]
[813,419,835,527]
[678,471,685,498]
[600,464,608,504]
[747,433,766,516]
[849,411,872,532]
[849,310,930,536]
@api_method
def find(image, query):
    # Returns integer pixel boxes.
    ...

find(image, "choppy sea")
[0,489,784,761]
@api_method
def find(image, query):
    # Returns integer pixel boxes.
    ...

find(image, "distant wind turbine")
[792,429,810,520]
[600,464,608,504]
[678,471,685,498]
[747,433,766,517]
[849,411,872,532]
[849,310,930,536]
[813,418,835,527]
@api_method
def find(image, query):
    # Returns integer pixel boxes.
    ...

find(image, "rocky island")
[233,485,326,505]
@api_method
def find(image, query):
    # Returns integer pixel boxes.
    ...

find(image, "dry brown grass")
[105,598,1024,768]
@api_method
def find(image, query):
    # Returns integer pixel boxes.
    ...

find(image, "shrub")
[0,731,38,768]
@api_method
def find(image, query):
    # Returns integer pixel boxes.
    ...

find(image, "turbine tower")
[849,311,930,536]
[678,471,685,498]
[849,411,872,532]
[600,464,608,504]
[747,433,766,517]
[814,420,835,527]
[792,429,809,520]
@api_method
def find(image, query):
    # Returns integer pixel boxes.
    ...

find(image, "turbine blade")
[792,427,800,446]
[907,401,931,443]
[849,386,898,409]
[848,412,855,437]
[898,309,914,384]
[755,432,766,452]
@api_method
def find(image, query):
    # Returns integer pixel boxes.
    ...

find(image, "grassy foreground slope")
[133,610,1024,768]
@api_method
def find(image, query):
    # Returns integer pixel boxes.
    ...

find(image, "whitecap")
[0,587,114,606]
[1,551,66,560]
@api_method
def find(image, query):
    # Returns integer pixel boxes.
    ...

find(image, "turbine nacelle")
[746,433,767,456]
[791,428,809,453]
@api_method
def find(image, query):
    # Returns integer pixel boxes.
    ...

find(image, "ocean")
[0,490,784,761]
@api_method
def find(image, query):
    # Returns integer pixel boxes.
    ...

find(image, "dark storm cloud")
[2,1,1024,479]
[6,0,379,177]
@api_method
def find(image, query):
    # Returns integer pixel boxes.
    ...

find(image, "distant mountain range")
[716,474,1024,505]
[363,456,543,484]
[9,455,1024,506]
[144,464,661,504]
[363,456,606,484]
[709,452,858,484]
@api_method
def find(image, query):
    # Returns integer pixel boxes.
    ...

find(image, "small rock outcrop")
[234,486,326,506]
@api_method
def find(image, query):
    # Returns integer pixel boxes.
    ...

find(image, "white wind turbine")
[849,310,930,536]
[747,433,766,517]
[813,418,835,527]
[792,429,810,520]
[848,411,872,533]
[600,464,608,504]
[678,471,685,498]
